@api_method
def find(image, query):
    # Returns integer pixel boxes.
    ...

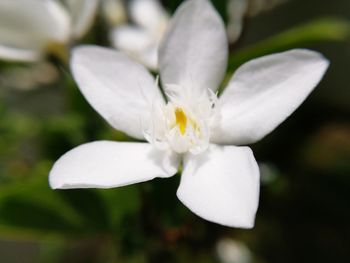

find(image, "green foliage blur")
[0,0,349,262]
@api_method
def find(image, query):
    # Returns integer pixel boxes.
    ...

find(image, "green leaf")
[57,189,110,232]
[0,162,85,235]
[99,185,140,229]
[0,198,79,233]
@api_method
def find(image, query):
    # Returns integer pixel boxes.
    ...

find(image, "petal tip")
[176,189,257,229]
[48,164,63,189]
[290,48,330,69]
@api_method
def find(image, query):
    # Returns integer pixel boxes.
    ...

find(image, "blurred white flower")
[216,238,253,263]
[227,0,249,43]
[0,0,98,62]
[227,0,288,42]
[49,0,328,228]
[102,0,127,27]
[247,0,288,16]
[108,0,169,70]
[61,0,99,39]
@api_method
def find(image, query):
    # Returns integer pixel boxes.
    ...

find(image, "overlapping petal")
[71,45,164,139]
[0,0,70,61]
[211,49,329,145]
[50,141,180,189]
[159,0,228,93]
[177,145,260,228]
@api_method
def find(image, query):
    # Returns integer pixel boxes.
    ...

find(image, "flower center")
[144,86,217,155]
[175,107,187,135]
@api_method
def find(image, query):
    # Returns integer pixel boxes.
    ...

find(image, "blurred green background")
[0,0,349,262]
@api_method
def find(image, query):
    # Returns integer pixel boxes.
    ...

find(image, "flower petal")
[110,25,158,70]
[211,49,330,145]
[130,0,169,33]
[159,0,228,93]
[0,0,70,61]
[0,46,41,62]
[71,45,164,139]
[62,0,98,39]
[49,141,180,189]
[177,144,260,228]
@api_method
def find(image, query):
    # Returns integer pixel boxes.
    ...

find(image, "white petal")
[0,0,70,61]
[110,26,158,70]
[130,0,169,33]
[62,0,98,39]
[159,0,228,93]
[71,45,164,139]
[211,49,330,145]
[49,141,180,189]
[177,144,260,228]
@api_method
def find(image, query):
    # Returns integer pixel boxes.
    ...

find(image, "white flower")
[49,0,329,228]
[0,0,98,62]
[108,0,169,70]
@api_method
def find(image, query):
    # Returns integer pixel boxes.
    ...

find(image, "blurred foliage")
[228,17,350,72]
[0,0,350,262]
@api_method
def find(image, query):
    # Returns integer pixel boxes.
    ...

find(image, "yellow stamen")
[175,108,187,135]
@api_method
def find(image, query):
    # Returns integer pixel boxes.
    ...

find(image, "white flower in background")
[61,0,99,40]
[216,238,253,263]
[247,0,288,16]
[227,0,288,42]
[227,0,249,43]
[0,0,98,62]
[102,0,127,27]
[49,0,329,227]
[108,0,169,70]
